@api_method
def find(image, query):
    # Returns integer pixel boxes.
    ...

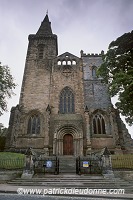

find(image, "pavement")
[0,183,133,200]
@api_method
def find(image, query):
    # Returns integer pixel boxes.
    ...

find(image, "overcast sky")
[0,0,133,138]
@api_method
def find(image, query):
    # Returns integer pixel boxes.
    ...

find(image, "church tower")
[6,14,58,153]
[19,14,58,107]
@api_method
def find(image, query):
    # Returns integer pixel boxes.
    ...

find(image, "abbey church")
[6,14,133,155]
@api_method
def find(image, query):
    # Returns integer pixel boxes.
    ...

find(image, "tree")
[97,30,133,125]
[0,62,16,116]
[0,123,7,151]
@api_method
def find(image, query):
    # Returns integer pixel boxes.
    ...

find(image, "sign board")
[46,160,52,168]
[83,161,89,168]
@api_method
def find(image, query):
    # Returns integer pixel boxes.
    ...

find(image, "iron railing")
[76,155,102,175]
[33,156,59,174]
[111,154,133,169]
[0,158,25,169]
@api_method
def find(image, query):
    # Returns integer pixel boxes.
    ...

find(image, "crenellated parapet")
[80,50,104,57]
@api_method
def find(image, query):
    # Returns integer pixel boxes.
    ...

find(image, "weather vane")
[46,9,48,15]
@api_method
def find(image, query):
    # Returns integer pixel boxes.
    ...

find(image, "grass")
[0,152,25,169]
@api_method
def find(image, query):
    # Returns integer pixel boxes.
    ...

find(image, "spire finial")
[46,9,48,15]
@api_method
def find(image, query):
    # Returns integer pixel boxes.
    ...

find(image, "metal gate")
[33,156,59,174]
[76,154,102,175]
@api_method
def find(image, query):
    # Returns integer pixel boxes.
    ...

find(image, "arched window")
[59,87,75,114]
[58,60,61,65]
[27,115,40,135]
[38,45,44,59]
[92,66,97,77]
[67,60,71,65]
[62,60,66,65]
[72,60,76,65]
[93,114,106,134]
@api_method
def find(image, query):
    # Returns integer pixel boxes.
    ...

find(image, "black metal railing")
[76,156,102,175]
[33,156,59,174]
[55,156,59,174]
[76,156,81,175]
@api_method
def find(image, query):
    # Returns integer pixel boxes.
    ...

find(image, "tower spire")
[36,12,52,35]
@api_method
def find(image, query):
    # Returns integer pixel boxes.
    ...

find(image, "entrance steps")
[58,156,76,173]
[8,174,133,194]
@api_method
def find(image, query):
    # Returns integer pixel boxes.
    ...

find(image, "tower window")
[38,45,44,59]
[93,114,106,134]
[59,87,75,114]
[27,115,40,135]
[92,66,97,77]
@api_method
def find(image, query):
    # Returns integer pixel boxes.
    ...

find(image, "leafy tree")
[0,62,16,116]
[97,31,133,125]
[0,123,7,151]
[0,123,7,136]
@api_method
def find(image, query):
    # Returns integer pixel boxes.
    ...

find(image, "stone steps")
[8,175,133,193]
[58,156,76,173]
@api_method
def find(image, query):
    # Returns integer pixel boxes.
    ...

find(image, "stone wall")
[113,170,133,181]
[0,170,22,182]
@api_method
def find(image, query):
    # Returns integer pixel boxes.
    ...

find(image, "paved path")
[0,193,131,200]
[0,184,133,200]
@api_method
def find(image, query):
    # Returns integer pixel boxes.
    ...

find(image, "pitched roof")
[57,52,79,59]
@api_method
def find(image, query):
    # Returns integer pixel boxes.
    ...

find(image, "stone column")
[80,137,83,156]
[58,139,62,155]
[101,147,114,179]
[21,148,34,179]
[53,138,56,155]
[84,110,91,154]
[74,139,77,156]
[60,139,63,155]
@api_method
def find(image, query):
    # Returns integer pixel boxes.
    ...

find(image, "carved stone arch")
[57,124,79,139]
[59,86,75,97]
[53,124,83,156]
[92,109,106,116]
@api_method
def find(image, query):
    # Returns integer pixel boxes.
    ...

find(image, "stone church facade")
[6,14,133,155]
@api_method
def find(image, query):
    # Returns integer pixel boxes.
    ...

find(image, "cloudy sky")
[0,0,133,138]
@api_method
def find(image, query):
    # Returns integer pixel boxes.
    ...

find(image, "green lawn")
[0,152,25,169]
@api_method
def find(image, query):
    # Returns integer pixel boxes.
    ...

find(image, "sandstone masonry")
[6,14,133,155]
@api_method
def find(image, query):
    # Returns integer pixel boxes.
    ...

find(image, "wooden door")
[63,134,73,155]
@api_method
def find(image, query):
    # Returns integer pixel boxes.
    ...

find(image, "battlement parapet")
[80,50,104,57]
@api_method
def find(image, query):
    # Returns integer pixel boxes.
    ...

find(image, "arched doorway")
[63,134,73,155]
